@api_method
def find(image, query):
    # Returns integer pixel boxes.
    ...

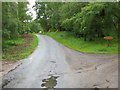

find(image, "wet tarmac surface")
[2,35,118,88]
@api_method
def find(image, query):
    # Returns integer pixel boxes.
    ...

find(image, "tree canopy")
[2,2,120,42]
[35,2,120,41]
[2,2,31,40]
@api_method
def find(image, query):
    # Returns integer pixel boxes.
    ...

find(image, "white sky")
[27,0,37,20]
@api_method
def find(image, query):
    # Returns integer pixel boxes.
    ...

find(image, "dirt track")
[2,35,118,88]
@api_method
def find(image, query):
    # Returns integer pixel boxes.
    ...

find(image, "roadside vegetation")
[2,34,38,61]
[2,2,41,61]
[2,2,120,62]
[35,2,119,54]
[45,32,118,53]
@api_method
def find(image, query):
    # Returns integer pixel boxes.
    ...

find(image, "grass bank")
[2,34,38,61]
[45,32,118,53]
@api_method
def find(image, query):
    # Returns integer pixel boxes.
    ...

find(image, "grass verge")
[2,34,38,61]
[45,32,118,53]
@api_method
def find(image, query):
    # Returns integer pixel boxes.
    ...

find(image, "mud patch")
[1,61,22,78]
[41,75,59,89]
[2,79,11,88]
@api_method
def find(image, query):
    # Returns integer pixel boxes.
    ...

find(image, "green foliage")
[45,32,118,53]
[18,35,38,59]
[35,2,120,41]
[35,2,62,31]
[28,21,43,33]
[59,2,88,25]
[61,2,119,41]
[61,18,73,31]
[2,2,32,40]
[2,2,120,56]
[2,34,38,61]
[2,2,33,50]
[2,39,24,49]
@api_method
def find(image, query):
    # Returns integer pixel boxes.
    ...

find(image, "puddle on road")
[41,75,59,89]
[50,61,56,63]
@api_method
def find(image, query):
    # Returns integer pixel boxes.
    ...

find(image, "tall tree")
[2,2,32,40]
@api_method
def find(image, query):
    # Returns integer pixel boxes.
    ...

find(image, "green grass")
[17,35,38,60]
[44,32,118,53]
[3,39,25,51]
[2,34,38,61]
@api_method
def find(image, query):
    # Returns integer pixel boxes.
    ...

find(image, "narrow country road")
[2,35,118,88]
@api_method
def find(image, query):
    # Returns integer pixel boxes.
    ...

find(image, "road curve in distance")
[2,35,118,88]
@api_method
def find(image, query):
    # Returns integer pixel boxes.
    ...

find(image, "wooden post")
[104,36,113,47]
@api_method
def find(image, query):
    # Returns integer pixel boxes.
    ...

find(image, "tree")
[34,2,120,41]
[61,2,120,41]
[28,21,43,33]
[2,2,32,41]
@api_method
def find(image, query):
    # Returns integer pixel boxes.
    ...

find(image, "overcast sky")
[27,0,37,20]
